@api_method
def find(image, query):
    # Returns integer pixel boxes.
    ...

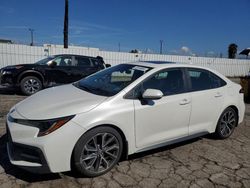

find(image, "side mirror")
[48,61,57,67]
[142,89,163,100]
[105,64,111,68]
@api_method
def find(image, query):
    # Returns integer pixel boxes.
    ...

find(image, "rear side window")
[91,58,105,69]
[75,57,93,67]
[187,68,226,92]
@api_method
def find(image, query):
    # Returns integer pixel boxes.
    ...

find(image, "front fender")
[17,70,45,85]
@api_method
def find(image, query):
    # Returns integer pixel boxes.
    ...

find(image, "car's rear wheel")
[215,107,237,139]
[72,126,123,177]
[20,76,42,95]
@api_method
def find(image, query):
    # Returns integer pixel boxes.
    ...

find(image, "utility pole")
[160,40,163,54]
[63,0,69,48]
[29,28,34,46]
[118,42,121,52]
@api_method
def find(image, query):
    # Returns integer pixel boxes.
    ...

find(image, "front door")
[46,55,74,85]
[133,68,191,149]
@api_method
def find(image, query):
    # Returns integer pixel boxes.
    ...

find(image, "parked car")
[6,62,245,177]
[0,54,110,95]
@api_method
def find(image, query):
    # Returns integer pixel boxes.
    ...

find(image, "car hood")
[4,64,34,68]
[15,84,108,120]
[3,64,46,70]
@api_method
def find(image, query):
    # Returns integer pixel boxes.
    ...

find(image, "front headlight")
[8,115,75,137]
[2,70,13,75]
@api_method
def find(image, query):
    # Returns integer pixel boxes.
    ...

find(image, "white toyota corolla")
[6,62,245,177]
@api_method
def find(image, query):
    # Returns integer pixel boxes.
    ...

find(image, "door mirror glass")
[106,64,111,68]
[142,89,163,100]
[48,61,57,67]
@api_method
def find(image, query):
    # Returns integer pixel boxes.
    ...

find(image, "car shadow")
[244,98,250,104]
[0,133,61,183]
[0,87,21,95]
[127,136,202,160]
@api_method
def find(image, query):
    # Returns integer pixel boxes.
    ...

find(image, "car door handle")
[179,98,190,105]
[214,92,223,98]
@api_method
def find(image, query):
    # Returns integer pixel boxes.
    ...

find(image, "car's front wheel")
[72,126,123,177]
[20,76,42,95]
[215,107,238,139]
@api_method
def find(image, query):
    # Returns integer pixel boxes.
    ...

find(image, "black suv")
[0,54,110,95]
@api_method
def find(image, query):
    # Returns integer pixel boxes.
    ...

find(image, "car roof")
[53,54,100,59]
[126,61,230,82]
[127,61,204,69]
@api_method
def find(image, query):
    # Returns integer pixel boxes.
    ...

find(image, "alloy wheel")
[219,110,236,137]
[80,133,120,173]
[23,78,41,94]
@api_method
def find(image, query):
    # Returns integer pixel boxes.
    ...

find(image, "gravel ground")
[0,93,250,188]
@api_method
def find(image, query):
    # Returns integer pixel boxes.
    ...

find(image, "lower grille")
[6,122,44,164]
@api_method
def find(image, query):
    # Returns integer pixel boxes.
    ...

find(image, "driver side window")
[132,68,185,98]
[53,56,72,66]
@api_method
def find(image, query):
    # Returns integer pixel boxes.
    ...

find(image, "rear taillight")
[239,88,244,93]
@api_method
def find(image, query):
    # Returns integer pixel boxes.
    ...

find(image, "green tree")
[228,43,238,59]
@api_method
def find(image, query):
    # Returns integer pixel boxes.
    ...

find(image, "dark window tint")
[76,57,93,67]
[188,68,226,91]
[134,69,185,97]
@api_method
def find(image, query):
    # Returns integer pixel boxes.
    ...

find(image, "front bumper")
[6,114,87,173]
[0,71,17,91]
[0,70,15,86]
[6,125,51,173]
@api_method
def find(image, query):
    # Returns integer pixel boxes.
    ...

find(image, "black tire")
[20,76,42,95]
[214,107,237,139]
[72,126,123,177]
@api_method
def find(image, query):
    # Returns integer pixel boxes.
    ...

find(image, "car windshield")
[73,64,152,96]
[35,57,55,65]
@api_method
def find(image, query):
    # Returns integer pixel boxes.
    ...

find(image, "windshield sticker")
[132,66,149,72]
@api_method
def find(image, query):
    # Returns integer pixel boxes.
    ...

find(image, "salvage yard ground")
[0,93,250,188]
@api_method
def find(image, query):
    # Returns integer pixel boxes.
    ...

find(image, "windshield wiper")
[80,85,94,93]
[73,83,112,96]
[73,83,93,93]
[91,87,113,96]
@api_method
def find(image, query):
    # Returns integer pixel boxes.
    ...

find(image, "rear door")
[73,56,99,81]
[186,68,227,134]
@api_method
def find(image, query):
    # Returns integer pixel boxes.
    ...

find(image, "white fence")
[0,43,249,77]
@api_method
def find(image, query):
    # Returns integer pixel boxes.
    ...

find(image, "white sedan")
[6,62,245,177]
